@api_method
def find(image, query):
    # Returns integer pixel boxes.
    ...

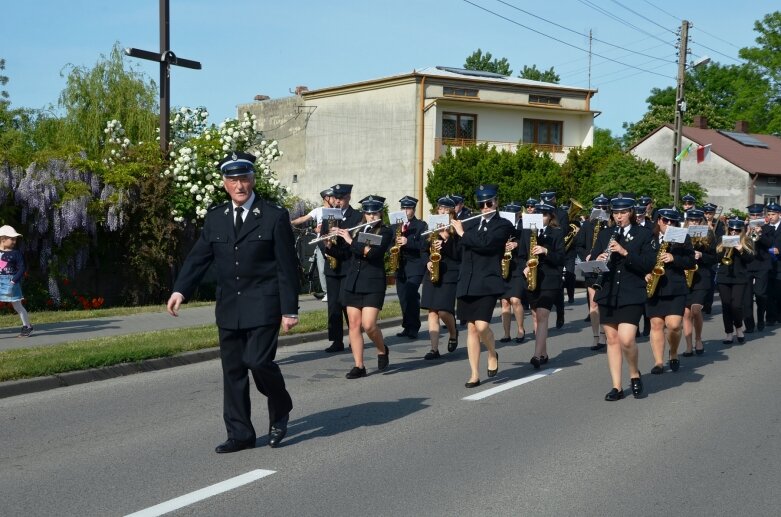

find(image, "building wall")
[238,96,309,198]
[631,128,751,211]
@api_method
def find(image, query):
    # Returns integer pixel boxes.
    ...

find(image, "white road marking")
[125,469,275,517]
[462,368,563,401]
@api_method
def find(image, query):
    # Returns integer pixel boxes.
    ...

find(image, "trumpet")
[308,219,380,244]
[722,247,734,266]
[564,223,580,251]
[420,210,495,235]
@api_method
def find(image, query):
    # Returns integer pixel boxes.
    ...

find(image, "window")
[442,113,477,144]
[765,195,779,205]
[529,94,561,105]
[523,118,563,151]
[444,86,479,98]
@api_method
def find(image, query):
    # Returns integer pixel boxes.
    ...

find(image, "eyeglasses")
[478,200,495,209]
[613,209,631,214]
[660,217,673,224]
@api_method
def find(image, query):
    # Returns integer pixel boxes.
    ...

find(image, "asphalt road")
[2,300,780,516]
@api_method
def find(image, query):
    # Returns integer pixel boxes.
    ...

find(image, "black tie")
[480,220,487,232]
[235,206,244,236]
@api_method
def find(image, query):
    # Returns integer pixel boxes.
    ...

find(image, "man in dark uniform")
[703,203,725,238]
[764,203,781,325]
[541,190,567,328]
[681,193,696,214]
[395,196,429,339]
[320,184,363,352]
[167,151,299,453]
[452,194,471,220]
[635,198,654,230]
[743,203,772,332]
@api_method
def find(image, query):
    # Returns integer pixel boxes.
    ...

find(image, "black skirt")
[421,278,457,314]
[686,288,708,307]
[501,275,524,299]
[646,294,686,318]
[457,294,498,323]
[599,303,644,326]
[341,289,385,310]
[528,288,557,311]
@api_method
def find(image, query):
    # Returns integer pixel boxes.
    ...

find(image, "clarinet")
[592,227,620,291]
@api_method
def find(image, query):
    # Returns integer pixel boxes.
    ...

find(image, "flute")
[421,210,496,236]
[308,219,380,244]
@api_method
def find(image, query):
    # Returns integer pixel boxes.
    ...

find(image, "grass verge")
[0,301,402,382]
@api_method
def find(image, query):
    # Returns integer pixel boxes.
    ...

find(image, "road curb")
[0,315,415,399]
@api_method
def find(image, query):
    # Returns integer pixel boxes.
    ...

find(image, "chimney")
[692,115,708,129]
[734,120,749,133]
[254,95,270,101]
[295,85,309,96]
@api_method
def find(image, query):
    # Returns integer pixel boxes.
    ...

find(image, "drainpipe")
[416,76,426,219]
[749,173,758,206]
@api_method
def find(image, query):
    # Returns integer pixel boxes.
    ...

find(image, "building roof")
[634,124,781,176]
[301,65,597,98]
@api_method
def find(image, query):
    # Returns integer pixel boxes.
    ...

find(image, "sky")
[1,1,773,137]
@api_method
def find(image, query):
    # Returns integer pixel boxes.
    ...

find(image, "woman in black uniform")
[518,202,565,368]
[336,195,394,379]
[682,209,717,356]
[646,208,695,374]
[716,218,755,344]
[498,201,526,344]
[591,195,655,401]
[421,195,461,359]
[452,185,513,388]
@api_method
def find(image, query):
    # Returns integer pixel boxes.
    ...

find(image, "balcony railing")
[434,138,575,163]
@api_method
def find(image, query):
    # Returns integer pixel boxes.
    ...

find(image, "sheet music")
[522,213,544,229]
[749,218,765,227]
[427,214,450,229]
[721,235,740,248]
[575,260,610,274]
[687,225,709,238]
[356,232,383,246]
[663,226,688,243]
[322,208,343,220]
[499,211,516,224]
[590,209,609,222]
[388,211,408,225]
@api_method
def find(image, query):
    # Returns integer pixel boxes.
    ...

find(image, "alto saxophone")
[646,239,670,298]
[429,231,441,284]
[526,225,539,291]
[501,238,514,280]
[388,220,403,272]
[684,264,698,288]
[324,216,338,270]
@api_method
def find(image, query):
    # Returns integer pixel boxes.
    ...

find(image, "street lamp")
[670,19,711,207]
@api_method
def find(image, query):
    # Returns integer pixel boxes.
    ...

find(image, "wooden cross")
[124,0,201,153]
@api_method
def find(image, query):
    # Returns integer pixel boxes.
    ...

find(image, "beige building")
[630,116,781,211]
[239,66,598,216]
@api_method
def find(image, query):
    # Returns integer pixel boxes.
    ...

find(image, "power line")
[492,0,676,64]
[639,0,678,22]
[461,0,672,79]
[608,0,676,35]
[690,34,743,64]
[575,0,673,47]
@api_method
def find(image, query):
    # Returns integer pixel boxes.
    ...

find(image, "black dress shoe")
[346,366,367,379]
[556,313,564,329]
[630,375,643,398]
[669,358,680,372]
[695,346,705,356]
[268,415,289,449]
[682,351,694,357]
[324,342,345,353]
[377,346,390,371]
[464,379,481,388]
[539,355,549,365]
[723,336,734,345]
[424,349,441,360]
[736,335,746,344]
[215,437,256,454]
[395,330,409,338]
[651,365,664,375]
[447,336,458,353]
[407,331,419,340]
[530,356,541,369]
[499,336,511,343]
[590,342,606,351]
[514,332,526,344]
[487,352,499,377]
[604,388,624,401]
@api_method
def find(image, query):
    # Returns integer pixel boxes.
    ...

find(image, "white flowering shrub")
[162,107,285,224]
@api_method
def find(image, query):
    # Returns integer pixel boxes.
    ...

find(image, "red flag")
[697,144,712,164]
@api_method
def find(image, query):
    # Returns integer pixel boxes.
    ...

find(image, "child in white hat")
[0,225,33,337]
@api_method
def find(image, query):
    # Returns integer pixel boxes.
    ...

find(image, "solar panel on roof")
[435,66,507,79]
[718,130,770,148]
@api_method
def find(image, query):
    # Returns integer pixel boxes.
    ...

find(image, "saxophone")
[646,239,670,298]
[526,225,539,291]
[591,220,603,252]
[388,220,403,273]
[684,237,699,288]
[501,238,514,280]
[324,216,338,270]
[429,231,441,284]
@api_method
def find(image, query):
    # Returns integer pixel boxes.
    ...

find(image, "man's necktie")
[479,220,487,232]
[235,206,244,236]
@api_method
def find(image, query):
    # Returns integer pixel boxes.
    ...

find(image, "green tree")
[464,49,512,76]
[739,11,781,133]
[0,58,9,105]
[518,64,560,83]
[58,43,158,160]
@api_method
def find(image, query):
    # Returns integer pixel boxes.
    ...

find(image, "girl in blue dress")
[0,225,32,337]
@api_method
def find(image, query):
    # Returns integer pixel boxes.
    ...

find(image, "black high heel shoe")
[530,356,541,369]
[487,352,499,377]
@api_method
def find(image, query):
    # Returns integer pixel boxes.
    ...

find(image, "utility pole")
[670,20,690,208]
[124,0,202,154]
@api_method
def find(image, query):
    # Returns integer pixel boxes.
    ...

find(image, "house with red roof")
[630,116,781,211]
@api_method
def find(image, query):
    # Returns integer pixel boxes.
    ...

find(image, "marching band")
[308,182,781,400]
